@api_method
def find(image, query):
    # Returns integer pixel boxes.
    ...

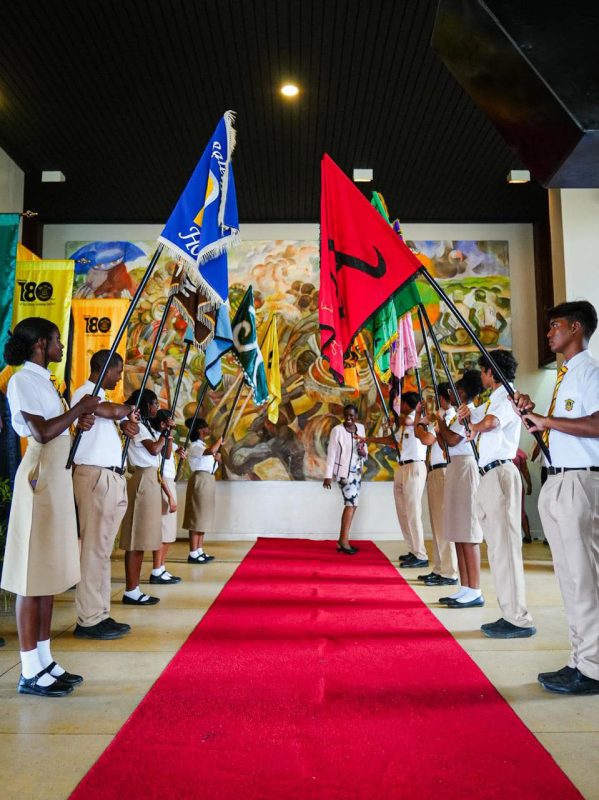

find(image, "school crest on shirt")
[564,398,575,411]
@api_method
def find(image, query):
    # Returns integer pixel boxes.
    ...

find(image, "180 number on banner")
[17,280,53,302]
[84,316,112,334]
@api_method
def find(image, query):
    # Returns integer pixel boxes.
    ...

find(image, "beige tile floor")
[0,540,598,799]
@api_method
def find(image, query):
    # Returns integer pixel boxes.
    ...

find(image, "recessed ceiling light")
[41,170,66,182]
[280,84,299,97]
[507,169,530,184]
[353,168,373,183]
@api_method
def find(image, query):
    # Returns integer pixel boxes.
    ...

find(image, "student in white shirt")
[458,350,536,638]
[183,416,222,564]
[514,301,599,695]
[72,350,139,640]
[120,389,175,605]
[149,409,184,584]
[2,317,99,697]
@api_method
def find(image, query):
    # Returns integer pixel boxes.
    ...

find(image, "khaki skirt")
[183,471,215,532]
[1,436,80,596]
[442,455,483,544]
[120,467,162,551]
[160,477,179,544]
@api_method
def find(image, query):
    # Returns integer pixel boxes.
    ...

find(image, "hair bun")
[4,335,29,366]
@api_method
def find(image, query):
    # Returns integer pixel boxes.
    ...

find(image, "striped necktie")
[542,365,568,447]
[476,399,492,444]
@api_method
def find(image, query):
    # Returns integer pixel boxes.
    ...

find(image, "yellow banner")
[12,260,74,385]
[17,243,41,261]
[70,298,130,402]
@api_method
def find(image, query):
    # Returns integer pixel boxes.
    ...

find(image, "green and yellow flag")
[262,314,281,423]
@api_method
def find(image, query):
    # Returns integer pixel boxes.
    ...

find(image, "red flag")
[319,154,422,383]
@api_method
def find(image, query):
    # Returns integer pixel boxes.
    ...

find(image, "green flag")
[0,214,19,369]
[368,193,399,381]
[231,285,268,404]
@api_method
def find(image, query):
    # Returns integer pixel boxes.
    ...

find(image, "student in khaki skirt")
[183,417,222,564]
[120,389,175,605]
[436,370,485,607]
[149,409,183,585]
[3,318,100,697]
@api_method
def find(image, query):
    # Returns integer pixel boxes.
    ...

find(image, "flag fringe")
[229,350,269,406]
[219,110,237,230]
[167,285,217,353]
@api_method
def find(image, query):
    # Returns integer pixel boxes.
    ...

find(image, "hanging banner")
[70,298,130,402]
[0,214,20,370]
[12,260,75,386]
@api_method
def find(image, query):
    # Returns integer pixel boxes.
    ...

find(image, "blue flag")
[158,111,239,304]
[205,303,234,389]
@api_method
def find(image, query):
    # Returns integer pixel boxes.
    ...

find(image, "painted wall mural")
[65,238,510,481]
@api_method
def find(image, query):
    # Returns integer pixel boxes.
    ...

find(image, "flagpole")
[175,378,209,481]
[416,304,451,464]
[159,337,193,477]
[120,292,174,468]
[418,267,551,463]
[66,242,165,468]
[418,301,479,462]
[362,348,402,463]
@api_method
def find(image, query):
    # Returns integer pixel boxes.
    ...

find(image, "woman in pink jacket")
[322,404,367,554]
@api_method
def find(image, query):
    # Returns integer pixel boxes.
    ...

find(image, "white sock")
[190,549,200,558]
[151,567,165,577]
[125,586,143,600]
[21,648,55,686]
[197,548,204,556]
[37,639,65,676]
[163,570,173,579]
[447,587,468,600]
[456,587,482,603]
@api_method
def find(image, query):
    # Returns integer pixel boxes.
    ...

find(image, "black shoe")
[337,544,358,555]
[446,595,485,608]
[149,572,182,584]
[0,637,5,647]
[74,619,127,640]
[18,671,74,697]
[43,661,84,687]
[105,617,131,634]
[399,552,416,562]
[539,667,599,695]
[122,593,160,605]
[425,575,459,586]
[538,665,576,685]
[187,553,214,564]
[480,618,536,638]
[439,595,459,605]
[400,558,429,569]
[417,571,439,582]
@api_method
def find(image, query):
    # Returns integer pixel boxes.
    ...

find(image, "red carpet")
[70,539,581,799]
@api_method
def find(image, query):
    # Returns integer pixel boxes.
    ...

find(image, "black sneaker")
[417,571,439,582]
[538,665,576,685]
[105,617,131,634]
[480,618,536,638]
[399,552,416,562]
[424,575,459,586]
[74,619,126,640]
[400,558,429,569]
[539,668,599,695]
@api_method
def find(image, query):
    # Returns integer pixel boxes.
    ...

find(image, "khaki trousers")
[394,461,427,560]
[73,466,128,627]
[426,467,458,578]
[539,471,599,680]
[476,462,533,628]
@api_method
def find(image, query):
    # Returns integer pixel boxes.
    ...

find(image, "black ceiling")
[0,0,546,225]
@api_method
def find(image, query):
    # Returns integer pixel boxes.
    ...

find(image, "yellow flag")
[261,314,281,424]
[12,260,74,386]
[70,298,130,402]
[17,244,41,261]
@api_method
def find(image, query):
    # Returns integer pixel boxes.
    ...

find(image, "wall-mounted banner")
[12,260,74,385]
[0,214,20,370]
[71,298,130,402]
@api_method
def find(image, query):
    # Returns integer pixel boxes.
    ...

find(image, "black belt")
[428,463,447,472]
[397,459,418,466]
[547,466,599,475]
[105,466,126,475]
[479,459,509,476]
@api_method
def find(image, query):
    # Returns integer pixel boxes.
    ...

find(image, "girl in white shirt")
[183,417,222,564]
[3,317,99,697]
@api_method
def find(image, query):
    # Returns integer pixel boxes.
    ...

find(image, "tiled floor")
[0,540,597,799]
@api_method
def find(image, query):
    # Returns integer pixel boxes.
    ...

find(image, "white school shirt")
[6,360,68,437]
[162,444,178,479]
[547,349,599,467]
[447,402,478,457]
[128,421,160,469]
[477,385,520,468]
[187,440,217,473]
[395,413,427,462]
[428,407,454,466]
[71,380,123,467]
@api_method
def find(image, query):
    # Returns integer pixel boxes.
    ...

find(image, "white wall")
[0,147,24,213]
[44,220,551,538]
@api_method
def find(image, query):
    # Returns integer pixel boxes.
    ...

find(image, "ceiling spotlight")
[507,169,530,184]
[353,168,373,183]
[280,84,299,97]
[41,170,66,183]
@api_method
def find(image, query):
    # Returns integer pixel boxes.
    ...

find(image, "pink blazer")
[324,422,367,480]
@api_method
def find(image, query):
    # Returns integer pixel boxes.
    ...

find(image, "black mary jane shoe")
[18,671,74,697]
[337,543,358,555]
[43,661,84,686]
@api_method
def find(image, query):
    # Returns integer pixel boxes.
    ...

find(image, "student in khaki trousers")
[72,350,139,640]
[458,350,536,639]
[515,301,599,695]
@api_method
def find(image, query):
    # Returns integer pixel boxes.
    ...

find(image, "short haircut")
[457,369,483,401]
[478,350,517,383]
[437,382,452,403]
[548,300,598,339]
[343,404,358,414]
[401,391,420,410]
[90,349,123,373]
